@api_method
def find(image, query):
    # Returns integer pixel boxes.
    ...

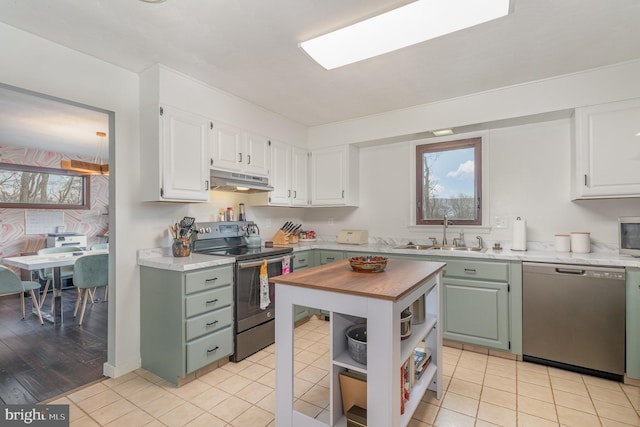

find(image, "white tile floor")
[51,316,640,426]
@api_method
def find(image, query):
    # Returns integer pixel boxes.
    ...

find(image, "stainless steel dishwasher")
[523,262,626,381]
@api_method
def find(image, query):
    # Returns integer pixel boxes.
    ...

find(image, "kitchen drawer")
[319,250,344,265]
[293,252,311,270]
[186,306,232,341]
[443,259,509,282]
[185,286,232,318]
[185,266,233,295]
[186,326,233,373]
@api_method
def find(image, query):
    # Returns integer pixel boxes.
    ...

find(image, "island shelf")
[273,258,445,427]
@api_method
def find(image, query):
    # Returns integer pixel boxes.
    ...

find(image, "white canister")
[570,232,591,253]
[555,234,571,252]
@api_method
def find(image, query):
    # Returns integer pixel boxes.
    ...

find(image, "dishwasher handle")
[555,267,586,275]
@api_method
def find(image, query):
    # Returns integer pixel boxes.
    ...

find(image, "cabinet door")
[269,140,292,205]
[443,277,510,350]
[291,147,309,206]
[245,133,270,177]
[211,122,243,172]
[160,105,210,201]
[573,98,640,199]
[311,147,346,205]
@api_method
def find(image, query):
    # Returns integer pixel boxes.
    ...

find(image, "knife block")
[272,230,289,245]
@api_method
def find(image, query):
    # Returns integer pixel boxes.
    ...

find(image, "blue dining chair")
[37,246,81,311]
[72,253,108,325]
[0,266,44,324]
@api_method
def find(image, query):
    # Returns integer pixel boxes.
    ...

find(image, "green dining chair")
[72,253,108,325]
[88,243,109,302]
[37,246,81,311]
[0,266,44,325]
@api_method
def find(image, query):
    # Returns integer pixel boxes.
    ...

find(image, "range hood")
[210,169,273,193]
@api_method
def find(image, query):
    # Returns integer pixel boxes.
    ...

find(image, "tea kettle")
[246,223,261,248]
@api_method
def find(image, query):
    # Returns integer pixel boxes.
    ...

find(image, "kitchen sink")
[431,246,487,252]
[393,244,487,252]
[393,244,434,250]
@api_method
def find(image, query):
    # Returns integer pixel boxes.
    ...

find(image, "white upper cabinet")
[211,123,270,177]
[572,98,640,199]
[310,145,359,206]
[140,101,211,202]
[160,105,212,201]
[245,133,271,176]
[210,122,243,172]
[291,147,309,206]
[267,140,308,206]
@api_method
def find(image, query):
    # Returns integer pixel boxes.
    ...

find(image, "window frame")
[415,137,482,226]
[0,162,91,210]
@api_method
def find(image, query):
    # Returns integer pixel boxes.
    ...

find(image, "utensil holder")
[172,238,191,257]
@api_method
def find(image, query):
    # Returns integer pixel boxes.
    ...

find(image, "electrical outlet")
[328,217,334,225]
[265,219,272,228]
[494,216,508,229]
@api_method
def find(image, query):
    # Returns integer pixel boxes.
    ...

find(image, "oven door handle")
[237,256,289,270]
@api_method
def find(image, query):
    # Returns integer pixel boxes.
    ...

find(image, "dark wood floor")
[0,288,107,404]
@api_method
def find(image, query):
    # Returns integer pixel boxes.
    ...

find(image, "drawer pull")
[206,299,219,305]
[464,268,477,273]
[326,257,335,261]
[299,258,306,262]
[205,277,218,283]
[207,346,219,354]
[206,320,219,327]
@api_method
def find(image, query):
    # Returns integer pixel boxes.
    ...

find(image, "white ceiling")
[0,0,639,153]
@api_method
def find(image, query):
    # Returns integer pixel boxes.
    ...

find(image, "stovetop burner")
[197,245,292,261]
[192,220,292,261]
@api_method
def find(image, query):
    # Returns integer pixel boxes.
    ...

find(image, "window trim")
[415,137,482,226]
[0,162,91,210]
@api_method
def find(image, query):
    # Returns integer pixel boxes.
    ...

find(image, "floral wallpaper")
[0,145,109,260]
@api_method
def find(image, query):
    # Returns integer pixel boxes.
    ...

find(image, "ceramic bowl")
[349,255,388,273]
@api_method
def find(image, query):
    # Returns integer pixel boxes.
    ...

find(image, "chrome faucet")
[476,236,484,249]
[442,215,452,246]
[428,237,438,246]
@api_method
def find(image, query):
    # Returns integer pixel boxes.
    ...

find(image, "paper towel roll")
[512,217,527,251]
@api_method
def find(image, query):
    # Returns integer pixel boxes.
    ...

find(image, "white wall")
[0,23,308,377]
[304,118,640,249]
[304,60,640,250]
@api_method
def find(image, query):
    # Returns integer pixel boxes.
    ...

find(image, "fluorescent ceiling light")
[300,0,511,70]
[432,129,454,137]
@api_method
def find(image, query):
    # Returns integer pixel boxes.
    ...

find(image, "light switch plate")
[494,216,508,229]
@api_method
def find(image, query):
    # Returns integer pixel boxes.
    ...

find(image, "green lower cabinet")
[627,268,640,379]
[140,264,234,385]
[443,277,510,351]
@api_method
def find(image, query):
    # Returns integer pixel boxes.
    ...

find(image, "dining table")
[2,249,108,324]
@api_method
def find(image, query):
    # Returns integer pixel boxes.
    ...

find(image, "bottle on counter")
[238,203,246,221]
[218,209,225,222]
[225,207,234,221]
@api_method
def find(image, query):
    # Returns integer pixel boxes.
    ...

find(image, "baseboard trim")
[103,358,141,378]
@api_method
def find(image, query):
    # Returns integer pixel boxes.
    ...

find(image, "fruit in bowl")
[349,255,388,273]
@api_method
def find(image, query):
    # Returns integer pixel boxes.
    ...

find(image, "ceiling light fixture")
[61,131,109,175]
[300,0,511,70]
[432,129,454,137]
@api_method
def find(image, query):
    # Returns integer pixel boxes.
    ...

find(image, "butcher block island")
[272,258,445,427]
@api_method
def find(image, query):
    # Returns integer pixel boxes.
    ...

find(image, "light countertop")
[137,241,640,271]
